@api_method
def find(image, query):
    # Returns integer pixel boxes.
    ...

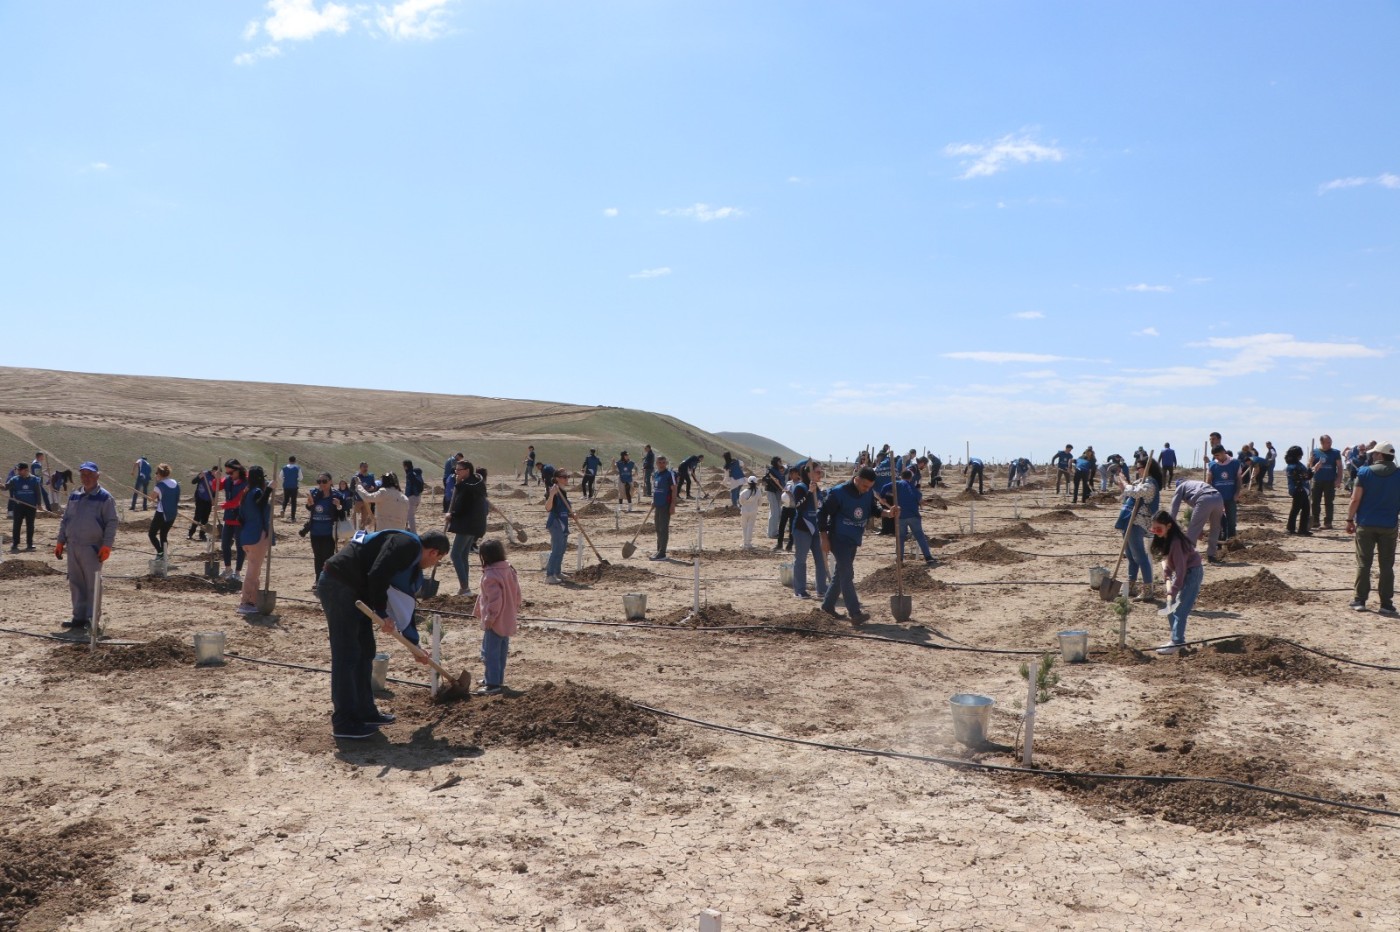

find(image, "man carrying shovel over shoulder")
[317,528,450,740]
[818,465,898,626]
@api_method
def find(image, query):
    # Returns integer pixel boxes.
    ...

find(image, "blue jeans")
[450,532,477,590]
[546,521,569,577]
[481,628,509,687]
[898,516,934,561]
[1124,524,1152,585]
[1168,564,1203,645]
[821,537,861,616]
[792,524,828,598]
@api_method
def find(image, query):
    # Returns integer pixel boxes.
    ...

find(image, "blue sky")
[3,1,1396,463]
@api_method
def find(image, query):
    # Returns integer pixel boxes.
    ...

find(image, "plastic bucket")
[622,593,647,620]
[949,693,995,746]
[371,652,390,692]
[1089,566,1108,589]
[779,562,794,587]
[193,632,226,666]
[1058,629,1089,663]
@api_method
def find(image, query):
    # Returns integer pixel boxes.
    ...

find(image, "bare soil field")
[3,474,1399,930]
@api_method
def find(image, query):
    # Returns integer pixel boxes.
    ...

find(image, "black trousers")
[148,513,173,555]
[10,510,35,549]
[319,573,381,732]
[1288,491,1310,534]
[581,473,596,498]
[281,487,299,520]
[678,469,693,498]
[1073,469,1094,503]
[1311,479,1337,527]
[311,534,336,579]
[189,498,212,538]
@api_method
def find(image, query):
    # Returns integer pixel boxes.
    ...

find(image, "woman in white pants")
[738,476,762,550]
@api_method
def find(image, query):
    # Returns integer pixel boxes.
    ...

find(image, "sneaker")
[1207,556,1224,565]
[7,547,17,553]
[236,604,259,615]
[793,591,810,599]
[332,724,379,740]
[474,685,504,696]
[1380,603,1398,617]
[649,554,667,561]
[545,575,562,585]
[230,574,243,584]
[924,557,938,567]
[1298,531,1312,537]
[772,543,784,551]
[819,604,843,619]
[221,568,233,579]
[457,587,474,597]
[1155,643,1183,655]
[1350,599,1367,612]
[367,712,397,725]
[849,611,871,625]
[62,619,84,629]
[24,546,34,553]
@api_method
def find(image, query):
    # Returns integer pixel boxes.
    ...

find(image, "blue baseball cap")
[79,461,99,473]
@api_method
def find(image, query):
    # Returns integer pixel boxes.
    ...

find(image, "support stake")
[692,558,701,612]
[430,614,442,695]
[1022,660,1037,767]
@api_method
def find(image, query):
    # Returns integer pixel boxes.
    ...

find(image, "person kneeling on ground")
[318,528,449,740]
[474,538,522,695]
[817,465,898,626]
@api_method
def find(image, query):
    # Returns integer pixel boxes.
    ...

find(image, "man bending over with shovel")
[318,528,450,740]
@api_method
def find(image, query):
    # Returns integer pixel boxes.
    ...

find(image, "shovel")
[354,600,471,699]
[489,502,528,543]
[569,510,609,565]
[1100,494,1144,601]
[420,563,440,599]
[621,503,655,559]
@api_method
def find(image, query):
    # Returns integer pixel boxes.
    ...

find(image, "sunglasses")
[317,479,330,484]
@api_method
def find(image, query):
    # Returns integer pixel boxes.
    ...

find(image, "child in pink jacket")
[473,538,522,695]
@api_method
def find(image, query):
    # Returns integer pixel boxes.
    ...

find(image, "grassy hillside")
[714,431,804,464]
[0,367,769,498]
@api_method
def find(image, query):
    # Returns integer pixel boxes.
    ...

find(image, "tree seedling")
[1112,594,1131,648]
[1018,654,1060,705]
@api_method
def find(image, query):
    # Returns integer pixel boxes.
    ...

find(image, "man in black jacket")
[446,460,486,596]
[318,529,449,740]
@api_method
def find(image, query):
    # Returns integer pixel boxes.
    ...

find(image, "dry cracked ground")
[2,477,1398,930]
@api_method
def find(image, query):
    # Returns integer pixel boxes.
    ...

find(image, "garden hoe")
[620,503,654,559]
[354,600,471,700]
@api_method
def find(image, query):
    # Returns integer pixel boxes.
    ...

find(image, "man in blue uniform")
[1208,445,1242,541]
[651,455,678,560]
[401,459,425,532]
[523,445,536,485]
[1347,442,1400,615]
[131,455,152,510]
[677,454,703,500]
[580,449,602,499]
[1310,435,1344,530]
[280,456,303,522]
[1158,443,1177,489]
[6,462,43,551]
[963,457,985,495]
[1051,445,1073,494]
[55,462,117,631]
[818,465,898,625]
[615,451,636,512]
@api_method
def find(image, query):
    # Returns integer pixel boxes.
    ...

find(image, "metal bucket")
[148,558,168,577]
[204,558,221,580]
[193,631,226,666]
[371,652,390,692]
[1089,566,1108,589]
[622,593,647,620]
[779,562,794,587]
[256,590,277,615]
[1058,629,1089,663]
[949,693,995,746]
[539,553,551,571]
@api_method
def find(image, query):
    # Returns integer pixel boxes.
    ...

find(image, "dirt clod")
[970,521,1045,540]
[1033,509,1079,522]
[132,573,222,593]
[0,819,117,929]
[656,603,757,628]
[1186,635,1344,684]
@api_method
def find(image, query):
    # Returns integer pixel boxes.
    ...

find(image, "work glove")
[54,543,64,559]
[98,546,112,562]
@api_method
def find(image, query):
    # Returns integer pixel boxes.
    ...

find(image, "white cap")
[1373,441,1395,457]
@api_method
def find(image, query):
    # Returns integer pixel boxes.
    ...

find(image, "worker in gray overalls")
[54,461,117,631]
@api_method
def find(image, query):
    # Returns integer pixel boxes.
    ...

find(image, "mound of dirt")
[953,541,1030,565]
[429,681,659,747]
[118,518,156,532]
[572,563,656,584]
[576,501,612,518]
[762,610,854,635]
[1234,527,1285,543]
[0,560,59,580]
[971,521,1045,540]
[1240,543,1296,563]
[505,488,529,499]
[922,495,950,511]
[47,636,194,674]
[706,505,741,517]
[0,819,117,929]
[1186,635,1343,684]
[656,603,759,628]
[1199,568,1313,607]
[1221,535,1295,562]
[859,563,956,592]
[417,592,478,612]
[132,573,222,593]
[1033,509,1079,522]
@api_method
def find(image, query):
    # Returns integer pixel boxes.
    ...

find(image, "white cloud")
[234,43,284,65]
[262,0,353,41]
[1124,283,1173,293]
[1011,310,1044,320]
[750,388,768,395]
[787,176,805,184]
[1019,370,1058,379]
[1187,276,1213,285]
[1319,173,1399,194]
[660,203,744,222]
[942,351,1065,364]
[601,207,619,218]
[376,0,456,40]
[1137,327,1160,337]
[629,267,672,279]
[943,132,1064,180]
[88,162,109,172]
[1190,332,1384,374]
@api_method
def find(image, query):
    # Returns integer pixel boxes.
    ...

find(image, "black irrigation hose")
[631,703,1400,820]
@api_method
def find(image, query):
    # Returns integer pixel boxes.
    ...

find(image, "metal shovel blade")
[1098,578,1123,601]
[419,578,440,599]
[621,541,637,559]
[889,594,913,622]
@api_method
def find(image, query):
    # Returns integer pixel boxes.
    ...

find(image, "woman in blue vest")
[147,464,180,559]
[722,452,746,506]
[615,452,636,511]
[544,468,571,583]
[237,465,274,615]
[218,460,248,581]
[790,463,828,600]
[305,472,345,582]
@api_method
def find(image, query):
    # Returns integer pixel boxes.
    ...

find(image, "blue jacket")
[1208,459,1241,501]
[57,485,117,548]
[154,478,180,521]
[1159,448,1177,469]
[6,475,42,508]
[1356,463,1400,529]
[725,459,744,480]
[238,487,272,546]
[308,488,341,537]
[1286,462,1311,497]
[583,455,601,475]
[817,481,877,546]
[653,469,677,508]
[1312,448,1342,483]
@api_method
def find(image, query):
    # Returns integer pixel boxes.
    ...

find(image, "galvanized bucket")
[371,652,390,692]
[622,593,647,620]
[949,693,995,746]
[779,562,794,587]
[1058,630,1089,663]
[1089,566,1108,589]
[193,631,226,666]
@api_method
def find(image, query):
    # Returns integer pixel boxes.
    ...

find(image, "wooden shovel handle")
[354,600,459,682]
[626,503,655,549]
